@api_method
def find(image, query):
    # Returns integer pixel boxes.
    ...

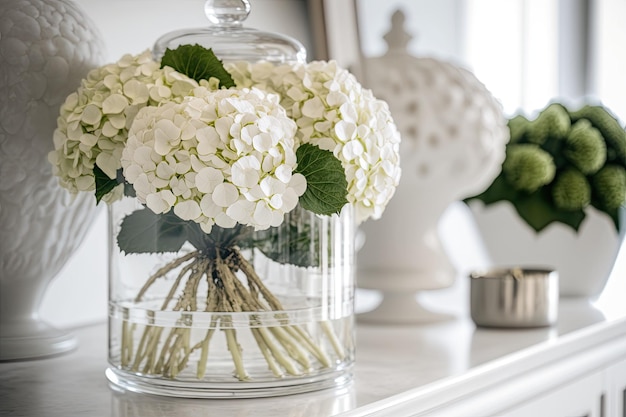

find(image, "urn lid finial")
[383,10,413,52]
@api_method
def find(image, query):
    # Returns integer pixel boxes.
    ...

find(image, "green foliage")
[117,205,322,268]
[571,105,626,167]
[161,44,235,88]
[563,120,606,174]
[294,144,348,216]
[591,164,626,212]
[124,181,136,198]
[117,207,256,254]
[117,208,193,254]
[466,101,626,233]
[94,165,119,204]
[514,189,585,232]
[552,168,591,211]
[467,174,585,232]
[502,144,556,192]
[526,103,570,145]
[250,206,319,268]
[508,115,528,143]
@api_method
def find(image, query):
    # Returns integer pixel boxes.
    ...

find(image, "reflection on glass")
[109,383,355,417]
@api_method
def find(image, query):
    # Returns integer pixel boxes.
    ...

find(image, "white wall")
[40,0,312,329]
[591,0,626,120]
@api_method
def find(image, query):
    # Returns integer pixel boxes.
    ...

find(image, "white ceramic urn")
[357,10,509,323]
[0,0,104,360]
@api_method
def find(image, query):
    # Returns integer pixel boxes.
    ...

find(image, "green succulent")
[526,103,570,145]
[591,164,626,212]
[571,105,626,167]
[552,168,591,211]
[502,144,556,192]
[562,119,606,174]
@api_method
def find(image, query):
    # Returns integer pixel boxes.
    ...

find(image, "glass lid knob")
[204,0,251,26]
[154,0,305,63]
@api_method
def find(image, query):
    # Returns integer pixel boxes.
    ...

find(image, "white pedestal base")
[0,319,77,361]
[357,269,455,324]
[357,292,453,324]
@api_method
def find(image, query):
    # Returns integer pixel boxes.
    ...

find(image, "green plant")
[466,102,626,232]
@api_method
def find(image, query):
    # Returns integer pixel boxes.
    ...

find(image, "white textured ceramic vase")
[0,0,104,360]
[468,201,625,299]
[356,11,509,323]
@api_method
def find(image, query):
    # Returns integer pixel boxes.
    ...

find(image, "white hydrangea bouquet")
[49,45,400,383]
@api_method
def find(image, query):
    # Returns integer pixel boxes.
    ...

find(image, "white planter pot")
[468,201,626,299]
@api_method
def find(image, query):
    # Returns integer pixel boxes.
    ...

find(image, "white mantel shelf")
[2,280,626,417]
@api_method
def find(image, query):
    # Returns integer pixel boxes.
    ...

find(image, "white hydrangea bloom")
[48,50,200,200]
[121,87,305,232]
[226,60,402,223]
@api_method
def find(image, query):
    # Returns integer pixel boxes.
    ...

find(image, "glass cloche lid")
[153,0,306,64]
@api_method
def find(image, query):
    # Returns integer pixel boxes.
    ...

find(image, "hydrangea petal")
[102,94,129,114]
[275,164,292,183]
[226,199,254,222]
[200,194,222,217]
[123,79,150,103]
[146,192,171,214]
[269,194,283,209]
[79,133,98,147]
[302,96,324,119]
[215,212,237,228]
[289,173,307,196]
[81,104,102,125]
[231,165,260,188]
[156,161,175,180]
[212,183,239,207]
[95,152,119,179]
[173,200,201,220]
[253,201,272,226]
[196,167,224,193]
[252,133,273,152]
[335,120,356,142]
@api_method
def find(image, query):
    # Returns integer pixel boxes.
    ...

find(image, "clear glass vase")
[106,196,355,398]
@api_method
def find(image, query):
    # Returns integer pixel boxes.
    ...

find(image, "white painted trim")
[338,317,626,416]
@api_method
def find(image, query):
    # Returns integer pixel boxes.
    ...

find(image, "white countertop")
[3,268,626,417]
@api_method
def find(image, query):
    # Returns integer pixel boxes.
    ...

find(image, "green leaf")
[117,208,192,254]
[294,144,348,216]
[250,207,319,267]
[94,165,119,204]
[466,174,586,232]
[465,174,519,206]
[513,191,585,232]
[161,44,235,88]
[123,181,136,198]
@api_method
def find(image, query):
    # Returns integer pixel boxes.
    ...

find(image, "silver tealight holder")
[470,267,559,328]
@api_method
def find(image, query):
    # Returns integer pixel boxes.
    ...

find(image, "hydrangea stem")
[251,327,284,378]
[119,247,346,381]
[134,251,199,303]
[196,317,218,379]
